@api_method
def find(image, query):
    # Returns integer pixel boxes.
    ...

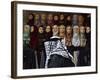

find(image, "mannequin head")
[34,14,40,20]
[30,26,34,32]
[59,25,65,38]
[78,15,84,25]
[86,26,91,33]
[46,26,51,33]
[67,15,71,21]
[66,26,72,34]
[54,15,59,21]
[80,26,85,33]
[28,14,34,20]
[24,25,30,33]
[59,25,65,33]
[41,13,46,20]
[38,26,44,34]
[52,25,59,36]
[60,14,64,20]
[47,14,53,20]
[65,26,72,46]
[73,25,79,34]
[72,14,78,21]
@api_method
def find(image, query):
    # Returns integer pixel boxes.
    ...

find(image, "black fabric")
[67,46,74,56]
[40,51,46,68]
[23,46,36,69]
[48,54,75,68]
[78,33,91,66]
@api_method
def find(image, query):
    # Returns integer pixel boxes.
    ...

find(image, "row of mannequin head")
[26,13,90,27]
[28,13,85,21]
[24,24,90,37]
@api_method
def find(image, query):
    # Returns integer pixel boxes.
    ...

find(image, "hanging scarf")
[80,33,86,47]
[72,33,80,47]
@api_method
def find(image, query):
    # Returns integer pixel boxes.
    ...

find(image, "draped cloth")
[72,33,80,47]
[44,36,74,68]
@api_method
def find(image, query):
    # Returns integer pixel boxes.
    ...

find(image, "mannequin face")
[67,15,71,21]
[52,25,59,35]
[80,26,85,33]
[60,14,64,20]
[41,14,46,20]
[73,26,79,33]
[38,27,44,33]
[28,14,33,20]
[73,14,78,20]
[46,26,51,33]
[54,15,59,21]
[48,14,53,20]
[86,27,91,33]
[59,25,65,33]
[30,26,34,32]
[24,25,30,32]
[66,26,72,34]
[35,14,40,20]
[78,15,84,23]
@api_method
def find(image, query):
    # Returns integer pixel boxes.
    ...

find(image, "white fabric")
[72,33,80,47]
